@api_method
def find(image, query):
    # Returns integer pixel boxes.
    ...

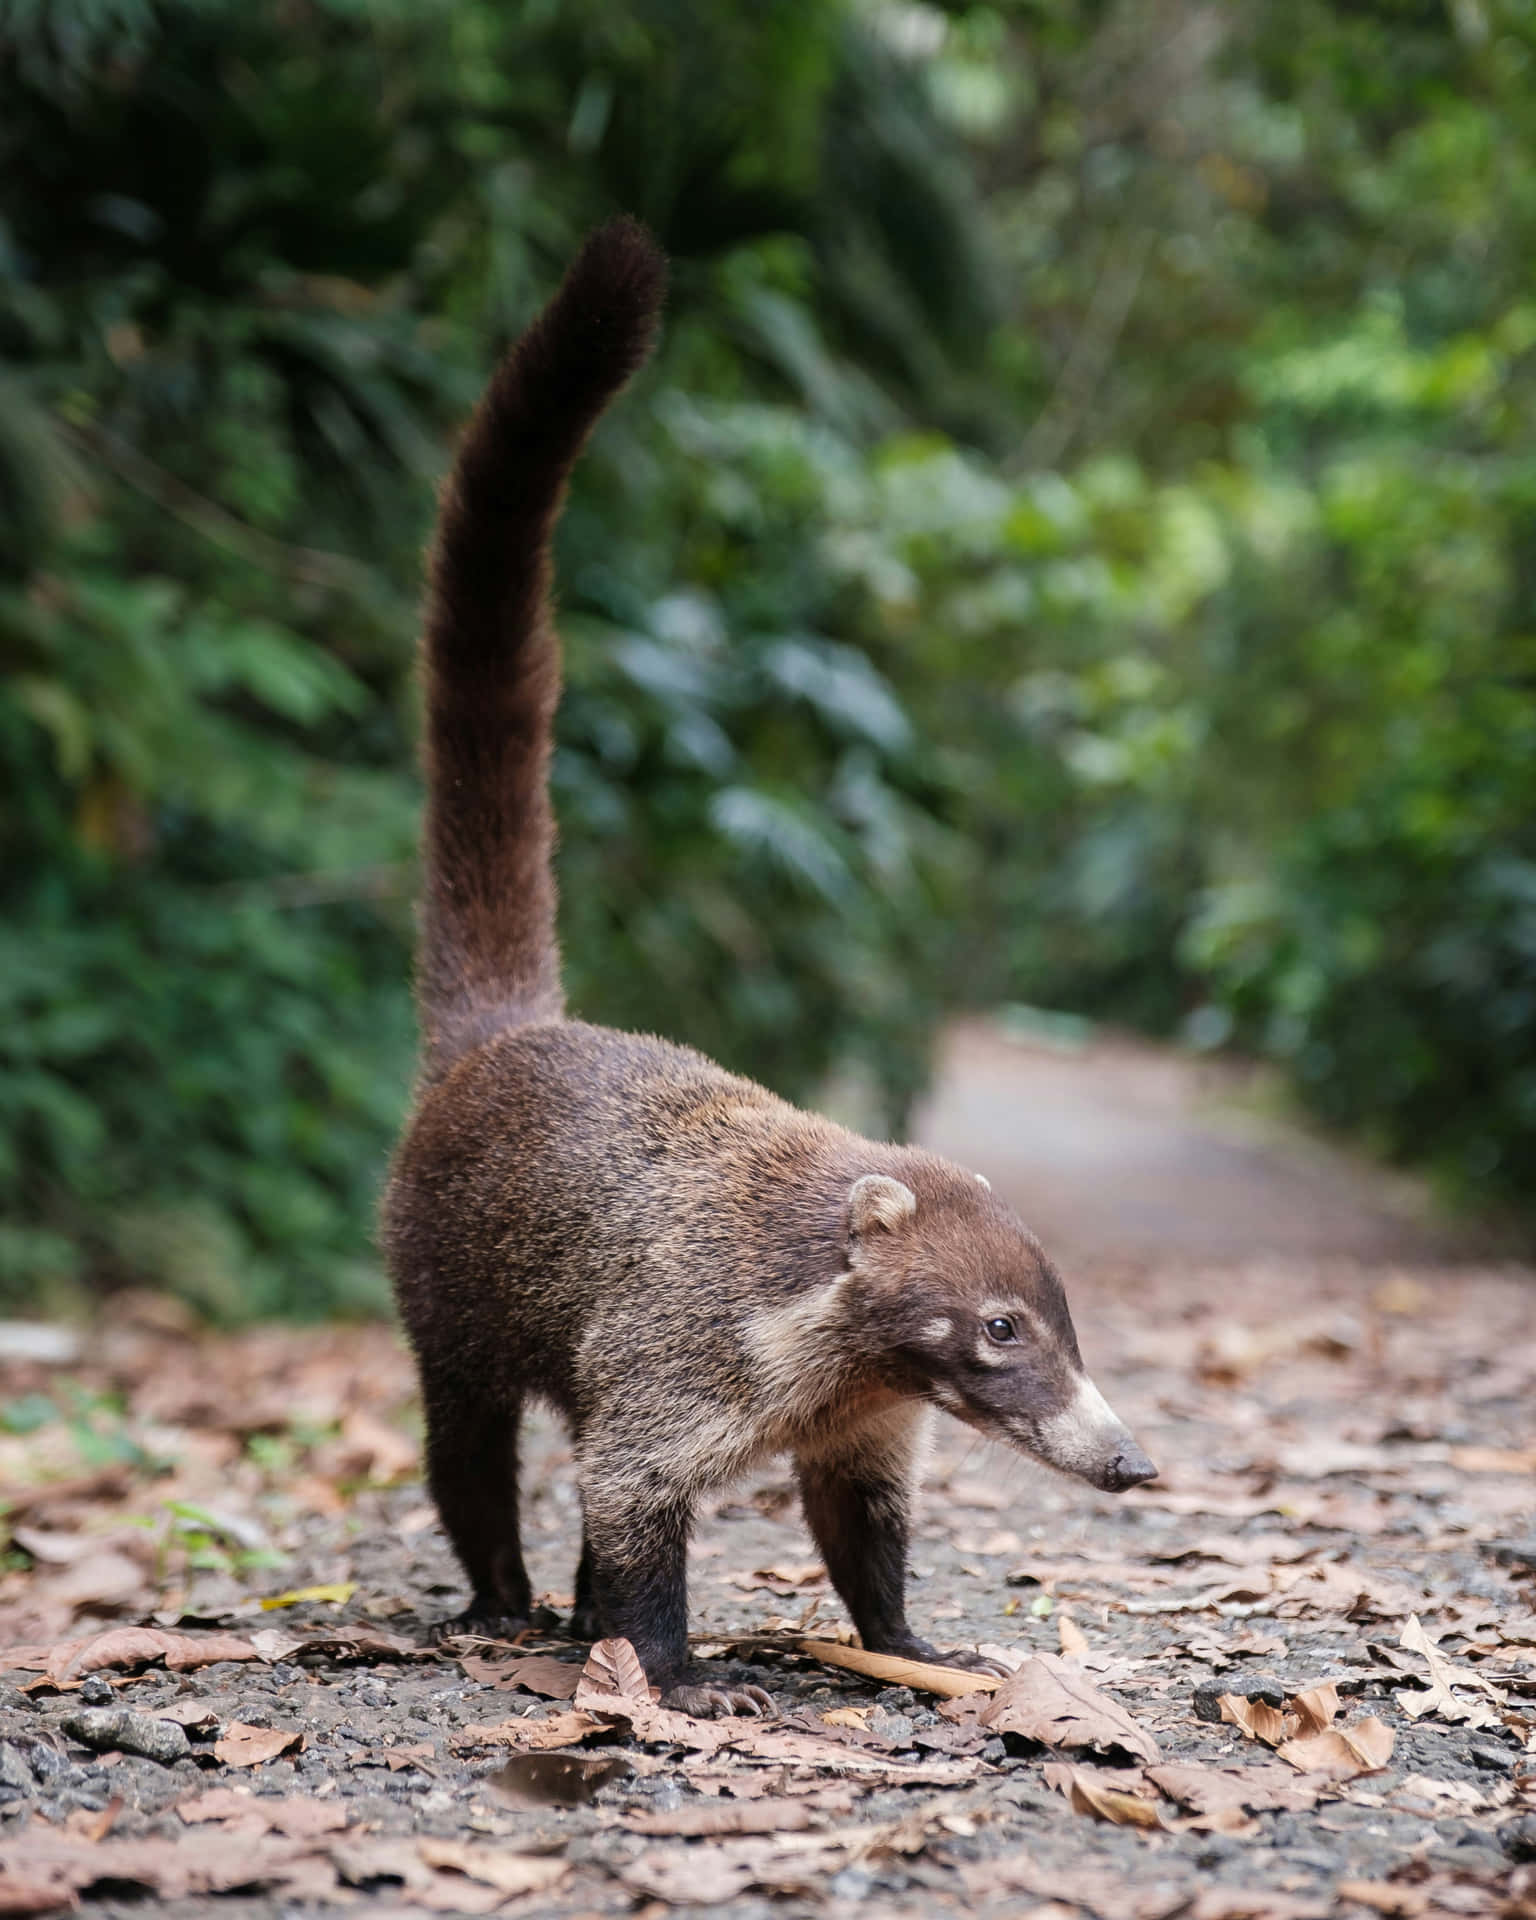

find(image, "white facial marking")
[974,1172,991,1191]
[1035,1376,1126,1475]
[972,1333,1009,1368]
[918,1317,953,1345]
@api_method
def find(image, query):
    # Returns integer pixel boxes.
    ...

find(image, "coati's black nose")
[1102,1442,1157,1491]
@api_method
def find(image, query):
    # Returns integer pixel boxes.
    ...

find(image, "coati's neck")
[415,222,667,1080]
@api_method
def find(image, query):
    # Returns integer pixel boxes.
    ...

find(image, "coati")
[383,217,1156,1718]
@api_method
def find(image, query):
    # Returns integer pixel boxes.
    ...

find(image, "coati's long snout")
[842,1171,1157,1493]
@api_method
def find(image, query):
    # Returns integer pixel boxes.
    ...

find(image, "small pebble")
[1192,1675,1284,1722]
[78,1676,113,1707]
[0,1744,35,1794]
[60,1709,190,1767]
[1500,1813,1536,1863]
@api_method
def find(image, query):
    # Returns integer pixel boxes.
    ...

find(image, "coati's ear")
[847,1173,918,1240]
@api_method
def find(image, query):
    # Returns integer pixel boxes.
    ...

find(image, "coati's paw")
[932,1646,1012,1678]
[877,1637,1012,1679]
[431,1606,531,1645]
[567,1602,600,1642]
[661,1681,775,1719]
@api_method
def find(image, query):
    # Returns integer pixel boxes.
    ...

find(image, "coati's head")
[844,1170,1156,1494]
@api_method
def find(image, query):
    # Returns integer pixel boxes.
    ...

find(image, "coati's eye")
[984,1316,1018,1344]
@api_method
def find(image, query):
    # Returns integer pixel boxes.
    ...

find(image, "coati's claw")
[936,1647,1012,1678]
[662,1682,776,1719]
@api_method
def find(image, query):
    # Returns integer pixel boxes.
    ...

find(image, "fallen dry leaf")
[626,1801,817,1837]
[415,1837,570,1897]
[820,1707,871,1730]
[1394,1614,1504,1730]
[245,1625,429,1666]
[1276,1717,1394,1780]
[1288,1683,1341,1736]
[213,1722,305,1768]
[579,1635,652,1702]
[0,1625,263,1683]
[1220,1693,1292,1747]
[0,1828,337,1907]
[457,1650,581,1699]
[1048,1762,1166,1829]
[1057,1612,1091,1658]
[1147,1760,1322,1817]
[978,1653,1159,1763]
[335,1408,419,1483]
[452,1709,603,1752]
[176,1788,349,1837]
[1334,1880,1429,1917]
[797,1637,1004,1699]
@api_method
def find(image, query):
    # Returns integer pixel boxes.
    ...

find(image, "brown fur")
[384,220,1154,1716]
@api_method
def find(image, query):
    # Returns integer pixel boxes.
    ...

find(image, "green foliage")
[2,0,1533,1316]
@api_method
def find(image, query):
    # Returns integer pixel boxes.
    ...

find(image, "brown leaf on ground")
[979,1653,1160,1763]
[213,1722,305,1768]
[457,1650,582,1698]
[743,1561,826,1589]
[0,1830,336,1907]
[1276,1717,1394,1779]
[579,1635,652,1701]
[797,1637,1003,1699]
[1058,1611,1091,1657]
[175,1788,349,1837]
[333,1408,419,1483]
[1188,1892,1331,1920]
[1335,1880,1429,1916]
[245,1625,430,1666]
[625,1801,818,1837]
[1219,1682,1344,1748]
[1220,1694,1292,1747]
[1046,1762,1167,1829]
[820,1706,871,1730]
[619,1824,918,1907]
[1147,1761,1322,1817]
[1394,1614,1504,1730]
[0,1626,264,1683]
[415,1837,570,1897]
[1288,1683,1341,1736]
[66,1627,261,1682]
[329,1838,504,1914]
[451,1710,602,1752]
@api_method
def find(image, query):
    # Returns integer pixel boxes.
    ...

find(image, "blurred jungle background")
[2,0,1533,1319]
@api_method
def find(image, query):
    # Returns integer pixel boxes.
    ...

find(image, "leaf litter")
[1,1256,1534,1917]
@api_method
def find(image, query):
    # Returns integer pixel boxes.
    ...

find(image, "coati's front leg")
[578,1462,772,1717]
[796,1418,1006,1676]
[422,1383,532,1639]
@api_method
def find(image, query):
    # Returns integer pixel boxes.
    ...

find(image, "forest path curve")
[913,1017,1466,1267]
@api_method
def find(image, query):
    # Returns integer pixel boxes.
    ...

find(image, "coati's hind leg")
[422,1384,531,1638]
[578,1449,771,1717]
[795,1409,1005,1676]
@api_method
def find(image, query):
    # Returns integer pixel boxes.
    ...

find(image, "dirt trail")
[914,1019,1459,1267]
[0,1026,1532,1920]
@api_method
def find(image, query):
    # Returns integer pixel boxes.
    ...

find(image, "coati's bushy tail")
[417,218,667,1076]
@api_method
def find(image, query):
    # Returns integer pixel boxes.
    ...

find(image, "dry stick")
[795,1639,1004,1700]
